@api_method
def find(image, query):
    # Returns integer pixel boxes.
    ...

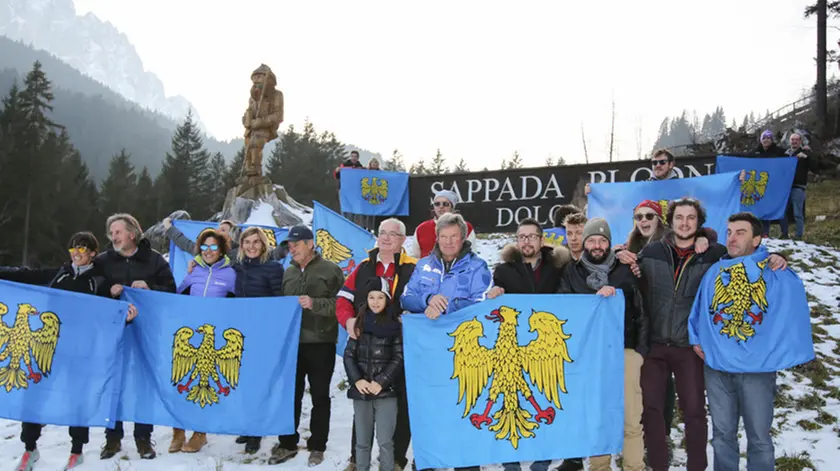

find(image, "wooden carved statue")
[242,64,284,178]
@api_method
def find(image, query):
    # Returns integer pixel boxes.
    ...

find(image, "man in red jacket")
[337,218,417,471]
[410,189,476,258]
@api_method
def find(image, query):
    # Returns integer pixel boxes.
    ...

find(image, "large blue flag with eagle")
[688,246,814,373]
[542,227,566,246]
[716,156,798,220]
[312,201,377,357]
[0,280,127,428]
[402,294,625,469]
[340,168,410,216]
[168,220,288,285]
[118,288,302,436]
[588,172,741,244]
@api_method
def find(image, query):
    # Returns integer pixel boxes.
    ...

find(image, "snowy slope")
[1,236,838,471]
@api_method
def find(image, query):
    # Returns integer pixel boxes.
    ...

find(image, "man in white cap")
[410,189,476,258]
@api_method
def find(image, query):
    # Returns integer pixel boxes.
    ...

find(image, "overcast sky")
[74,0,827,168]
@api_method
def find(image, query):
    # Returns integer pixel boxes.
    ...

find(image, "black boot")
[553,458,583,471]
[245,437,261,454]
[135,437,157,460]
[235,436,248,444]
[99,437,121,460]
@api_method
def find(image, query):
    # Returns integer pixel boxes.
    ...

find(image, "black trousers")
[21,422,89,453]
[105,421,153,440]
[279,342,336,452]
[350,374,412,467]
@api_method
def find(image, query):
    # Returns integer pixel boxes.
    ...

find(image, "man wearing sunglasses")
[410,189,476,258]
[648,149,679,181]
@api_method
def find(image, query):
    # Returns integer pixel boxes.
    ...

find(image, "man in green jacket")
[271,225,345,466]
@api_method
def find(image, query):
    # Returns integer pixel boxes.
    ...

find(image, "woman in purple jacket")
[171,228,237,453]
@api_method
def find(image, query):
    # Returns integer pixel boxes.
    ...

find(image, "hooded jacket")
[401,241,492,314]
[493,244,572,294]
[178,255,237,297]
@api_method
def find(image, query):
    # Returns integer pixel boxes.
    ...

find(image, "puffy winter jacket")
[401,242,493,314]
[178,256,237,297]
[343,314,403,401]
[234,257,284,298]
[557,259,649,355]
[637,233,727,347]
[96,239,177,294]
[493,244,571,295]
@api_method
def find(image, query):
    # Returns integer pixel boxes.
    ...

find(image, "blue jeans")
[789,187,806,238]
[704,366,776,471]
[502,461,550,471]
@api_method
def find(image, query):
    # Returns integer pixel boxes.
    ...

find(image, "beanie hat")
[634,200,663,217]
[760,130,774,141]
[361,277,392,300]
[582,218,611,244]
[434,189,459,208]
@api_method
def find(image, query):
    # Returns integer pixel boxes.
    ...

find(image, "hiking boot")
[181,432,207,453]
[64,453,84,470]
[135,437,157,459]
[268,447,298,465]
[245,437,262,454]
[169,428,186,453]
[309,451,325,467]
[100,437,121,459]
[553,458,583,471]
[16,449,39,471]
[235,435,249,444]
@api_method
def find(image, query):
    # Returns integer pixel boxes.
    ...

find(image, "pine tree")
[159,111,212,219]
[452,158,468,173]
[52,132,100,252]
[409,159,428,175]
[99,149,137,218]
[224,146,245,191]
[206,152,228,215]
[508,151,523,169]
[385,149,406,171]
[134,167,157,228]
[430,149,447,174]
[545,156,554,166]
[556,156,567,166]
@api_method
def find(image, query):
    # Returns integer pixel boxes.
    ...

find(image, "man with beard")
[486,217,572,471]
[556,218,648,471]
[97,213,176,460]
[636,199,786,471]
[648,149,680,181]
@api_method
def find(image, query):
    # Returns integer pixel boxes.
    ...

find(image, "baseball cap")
[287,225,314,242]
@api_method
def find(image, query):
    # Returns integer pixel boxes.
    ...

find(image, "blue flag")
[313,201,376,357]
[0,280,127,428]
[340,168,410,216]
[542,227,566,246]
[688,246,814,373]
[169,220,289,285]
[118,288,302,436]
[588,172,741,244]
[402,294,625,469]
[716,156,798,220]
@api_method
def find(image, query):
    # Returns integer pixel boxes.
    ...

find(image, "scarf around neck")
[580,250,616,291]
[363,310,401,338]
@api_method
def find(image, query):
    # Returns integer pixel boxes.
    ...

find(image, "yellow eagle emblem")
[740,170,769,206]
[657,199,669,220]
[449,306,573,449]
[315,228,356,275]
[361,177,388,205]
[259,228,277,248]
[0,303,60,392]
[172,324,244,408]
[542,232,565,247]
[709,259,769,342]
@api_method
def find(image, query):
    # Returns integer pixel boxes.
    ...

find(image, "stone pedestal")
[220,181,308,228]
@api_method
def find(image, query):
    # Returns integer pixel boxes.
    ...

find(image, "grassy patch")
[775,391,795,408]
[794,359,832,389]
[829,386,840,400]
[804,179,840,247]
[776,451,816,471]
[811,303,832,319]
[795,390,827,410]
[813,324,829,336]
[816,410,837,425]
[797,419,821,431]
[823,315,840,325]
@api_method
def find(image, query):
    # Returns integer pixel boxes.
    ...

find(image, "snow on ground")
[2,236,839,470]
[245,203,279,227]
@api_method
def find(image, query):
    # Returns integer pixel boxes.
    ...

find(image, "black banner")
[404,155,717,233]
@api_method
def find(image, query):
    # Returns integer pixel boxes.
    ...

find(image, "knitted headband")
[635,200,663,217]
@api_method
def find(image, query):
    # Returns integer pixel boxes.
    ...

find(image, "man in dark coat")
[487,218,573,471]
[97,213,176,460]
[557,218,648,471]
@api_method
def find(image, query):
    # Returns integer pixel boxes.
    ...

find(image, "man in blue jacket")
[401,213,492,320]
[401,212,492,471]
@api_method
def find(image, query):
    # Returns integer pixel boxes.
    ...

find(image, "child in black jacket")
[344,277,403,471]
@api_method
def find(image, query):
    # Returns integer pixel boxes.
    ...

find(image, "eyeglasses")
[516,234,541,242]
[68,247,89,254]
[634,213,657,221]
[433,201,452,208]
[652,159,670,167]
[378,231,404,238]
[200,244,219,251]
